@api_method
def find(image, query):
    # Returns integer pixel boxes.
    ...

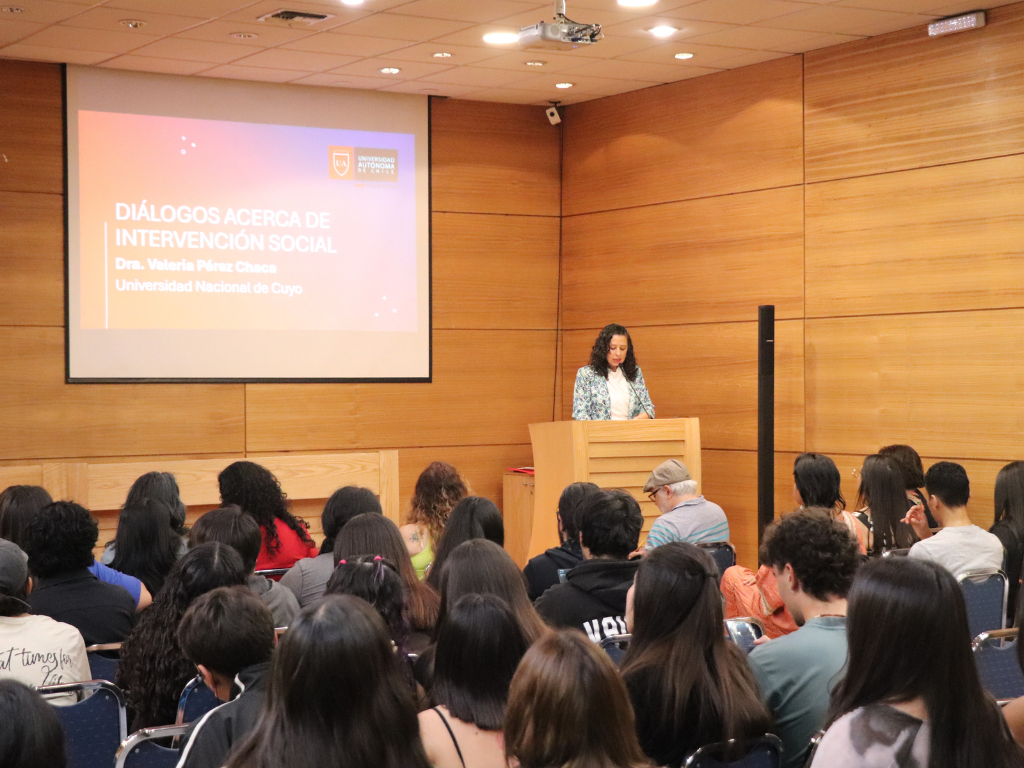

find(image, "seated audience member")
[0,680,67,768]
[879,444,938,529]
[748,510,860,768]
[990,461,1024,624]
[103,471,190,563]
[109,497,183,597]
[0,485,150,610]
[856,454,918,556]
[505,629,649,768]
[721,452,860,639]
[1002,588,1024,744]
[642,460,728,551]
[280,486,382,607]
[621,543,771,766]
[812,558,1024,768]
[175,586,276,768]
[906,461,1003,576]
[217,461,317,572]
[225,595,431,768]
[0,539,89,702]
[535,490,642,642]
[419,594,528,768]
[334,513,440,650]
[117,542,247,730]
[426,496,504,590]
[325,556,412,658]
[400,461,469,579]
[190,506,299,627]
[523,482,600,601]
[437,539,548,645]
[23,501,137,645]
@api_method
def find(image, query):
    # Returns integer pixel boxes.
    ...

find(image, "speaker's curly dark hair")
[116,542,247,730]
[588,323,638,382]
[217,461,314,558]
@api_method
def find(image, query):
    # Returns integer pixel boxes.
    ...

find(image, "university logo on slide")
[329,146,354,179]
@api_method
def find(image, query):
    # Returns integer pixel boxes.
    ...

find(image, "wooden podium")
[523,418,701,560]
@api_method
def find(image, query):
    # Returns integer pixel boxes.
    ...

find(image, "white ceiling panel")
[197,62,304,81]
[21,24,157,52]
[231,46,360,70]
[284,31,411,56]
[130,37,262,64]
[0,41,111,63]
[0,18,45,46]
[100,53,213,74]
[671,0,816,25]
[330,12,474,40]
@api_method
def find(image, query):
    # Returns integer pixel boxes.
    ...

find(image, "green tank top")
[410,541,434,580]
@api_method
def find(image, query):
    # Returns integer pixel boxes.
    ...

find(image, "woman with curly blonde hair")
[400,462,468,579]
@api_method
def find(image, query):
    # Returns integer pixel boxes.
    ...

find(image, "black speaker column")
[758,305,775,543]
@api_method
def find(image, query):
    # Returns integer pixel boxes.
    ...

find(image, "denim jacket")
[572,365,654,420]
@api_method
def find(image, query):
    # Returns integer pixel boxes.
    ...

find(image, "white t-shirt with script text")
[0,614,90,704]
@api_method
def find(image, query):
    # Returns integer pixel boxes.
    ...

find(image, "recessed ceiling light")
[674,52,694,59]
[483,31,519,44]
[618,0,657,6]
[1,6,25,13]
[380,67,401,74]
[340,0,364,5]
[432,52,452,58]
[525,60,546,66]
[555,82,573,89]
[120,19,147,29]
[650,25,677,37]
[230,31,258,39]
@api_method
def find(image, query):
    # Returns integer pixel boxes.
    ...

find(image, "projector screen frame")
[62,64,434,385]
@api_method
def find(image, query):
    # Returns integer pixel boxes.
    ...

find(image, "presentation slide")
[66,67,430,381]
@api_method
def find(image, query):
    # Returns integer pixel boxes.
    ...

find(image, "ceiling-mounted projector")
[519,0,602,50]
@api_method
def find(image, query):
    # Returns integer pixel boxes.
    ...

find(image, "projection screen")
[65,66,430,382]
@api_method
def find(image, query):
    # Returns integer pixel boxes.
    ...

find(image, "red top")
[256,517,318,572]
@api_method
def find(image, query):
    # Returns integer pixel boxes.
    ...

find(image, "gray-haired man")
[642,459,729,551]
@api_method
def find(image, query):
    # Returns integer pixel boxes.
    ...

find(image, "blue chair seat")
[725,618,764,655]
[116,725,191,768]
[599,633,631,666]
[176,675,220,725]
[39,680,128,768]
[973,628,1024,703]
[685,734,784,768]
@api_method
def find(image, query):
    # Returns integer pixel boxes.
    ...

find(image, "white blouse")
[607,367,630,420]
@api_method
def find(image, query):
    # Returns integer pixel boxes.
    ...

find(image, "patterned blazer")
[572,365,655,420]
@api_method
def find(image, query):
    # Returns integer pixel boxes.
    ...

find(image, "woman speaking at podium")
[572,323,654,420]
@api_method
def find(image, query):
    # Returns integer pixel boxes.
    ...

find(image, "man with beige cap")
[642,459,729,551]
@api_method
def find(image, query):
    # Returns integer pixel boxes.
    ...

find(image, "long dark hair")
[320,487,382,555]
[621,543,770,761]
[325,556,408,649]
[124,471,188,535]
[0,680,66,768]
[109,498,182,596]
[426,496,504,589]
[994,461,1024,537]
[334,514,439,632]
[794,452,845,511]
[217,461,314,558]
[857,455,917,555]
[436,539,548,645]
[0,486,52,549]
[226,595,430,768]
[588,323,638,381]
[432,594,529,730]
[116,542,247,730]
[878,444,926,490]
[505,630,649,768]
[828,558,1024,768]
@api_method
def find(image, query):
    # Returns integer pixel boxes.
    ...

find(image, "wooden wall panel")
[433,213,559,330]
[561,320,804,452]
[430,98,561,217]
[805,3,1024,183]
[0,59,63,195]
[0,327,245,460]
[562,56,803,216]
[0,191,64,326]
[806,154,1024,318]
[562,186,804,328]
[246,330,556,452]
[806,311,1024,461]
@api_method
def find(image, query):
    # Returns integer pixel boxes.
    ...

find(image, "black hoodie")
[534,558,639,642]
[524,542,584,601]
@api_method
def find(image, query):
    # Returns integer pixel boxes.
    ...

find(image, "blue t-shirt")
[88,559,142,604]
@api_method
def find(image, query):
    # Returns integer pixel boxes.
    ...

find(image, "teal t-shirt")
[748,616,848,768]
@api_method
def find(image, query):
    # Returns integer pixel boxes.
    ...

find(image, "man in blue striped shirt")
[642,459,729,552]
